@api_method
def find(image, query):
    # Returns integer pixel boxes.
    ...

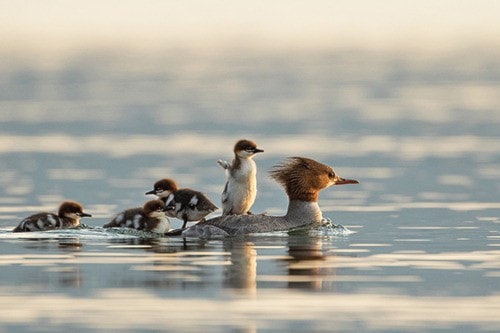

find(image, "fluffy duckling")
[13,201,91,232]
[217,139,264,215]
[103,199,170,233]
[145,178,217,229]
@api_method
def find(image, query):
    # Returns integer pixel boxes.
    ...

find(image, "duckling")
[13,201,91,232]
[146,178,217,229]
[103,199,170,233]
[217,139,264,215]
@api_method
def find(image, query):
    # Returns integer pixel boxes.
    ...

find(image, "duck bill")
[334,177,359,185]
[80,212,92,218]
[145,189,156,195]
[254,148,264,153]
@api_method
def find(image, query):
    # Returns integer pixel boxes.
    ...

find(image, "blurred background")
[2,0,500,51]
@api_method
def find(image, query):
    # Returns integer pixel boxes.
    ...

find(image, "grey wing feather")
[221,182,229,204]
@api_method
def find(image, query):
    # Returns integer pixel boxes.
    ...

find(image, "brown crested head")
[143,199,166,216]
[58,201,92,218]
[146,178,178,195]
[233,139,264,155]
[269,157,359,202]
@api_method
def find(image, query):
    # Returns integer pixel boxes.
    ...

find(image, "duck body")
[182,201,320,237]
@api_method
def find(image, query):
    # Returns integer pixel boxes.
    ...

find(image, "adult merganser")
[183,157,358,238]
[217,139,264,215]
[13,201,91,232]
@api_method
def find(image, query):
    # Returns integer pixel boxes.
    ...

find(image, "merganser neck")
[285,200,323,224]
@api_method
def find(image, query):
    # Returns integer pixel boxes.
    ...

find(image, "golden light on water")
[0,288,500,331]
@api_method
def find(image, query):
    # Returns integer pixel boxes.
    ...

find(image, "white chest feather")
[231,159,256,184]
[223,158,258,214]
[227,159,257,196]
[150,216,171,233]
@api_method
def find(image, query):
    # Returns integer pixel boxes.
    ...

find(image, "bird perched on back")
[217,139,264,215]
[103,199,170,233]
[13,201,91,232]
[145,178,218,229]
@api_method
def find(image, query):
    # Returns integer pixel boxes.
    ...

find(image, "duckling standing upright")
[103,199,170,233]
[217,139,264,215]
[13,201,92,232]
[145,178,218,229]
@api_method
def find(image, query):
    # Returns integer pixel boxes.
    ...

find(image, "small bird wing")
[175,189,217,211]
[217,159,231,170]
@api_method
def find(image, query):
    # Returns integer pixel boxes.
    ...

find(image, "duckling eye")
[328,171,335,179]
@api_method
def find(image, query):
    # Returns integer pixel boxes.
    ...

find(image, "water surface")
[0,48,499,332]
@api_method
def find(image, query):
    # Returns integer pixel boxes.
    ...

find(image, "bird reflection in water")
[19,238,84,288]
[287,236,333,290]
[223,240,257,293]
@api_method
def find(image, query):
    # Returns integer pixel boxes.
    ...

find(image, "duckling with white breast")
[145,178,218,229]
[13,201,92,232]
[103,199,170,233]
[218,139,264,215]
[183,157,359,238]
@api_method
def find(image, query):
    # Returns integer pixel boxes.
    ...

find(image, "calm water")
[0,48,499,332]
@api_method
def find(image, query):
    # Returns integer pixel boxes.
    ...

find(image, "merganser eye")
[328,171,335,178]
